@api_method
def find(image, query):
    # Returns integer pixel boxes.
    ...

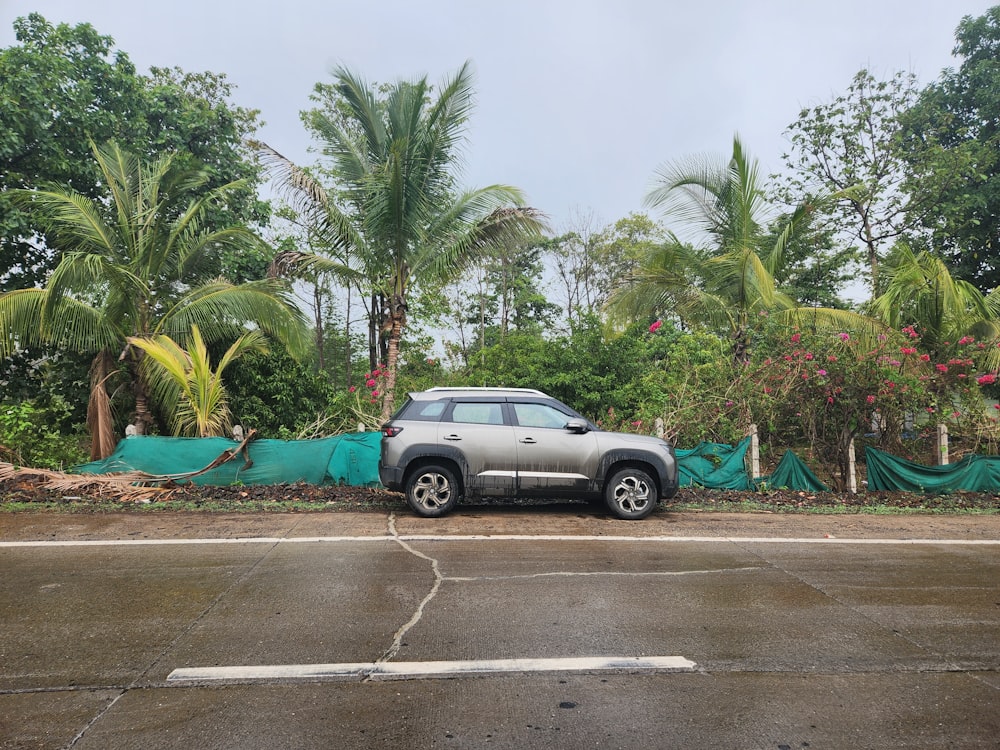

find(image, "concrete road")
[2,509,999,749]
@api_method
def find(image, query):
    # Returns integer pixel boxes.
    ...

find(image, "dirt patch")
[3,479,1000,542]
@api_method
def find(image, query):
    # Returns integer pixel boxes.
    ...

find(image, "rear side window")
[449,402,504,425]
[398,399,447,421]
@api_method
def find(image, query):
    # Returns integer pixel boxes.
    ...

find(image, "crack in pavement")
[377,513,444,668]
[378,512,764,674]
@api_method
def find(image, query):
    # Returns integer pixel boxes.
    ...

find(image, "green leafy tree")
[259,61,545,419]
[0,14,266,290]
[781,69,924,295]
[899,7,1000,293]
[0,142,307,458]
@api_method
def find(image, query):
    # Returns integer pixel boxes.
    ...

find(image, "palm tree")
[609,136,869,363]
[872,243,1000,364]
[128,325,267,437]
[0,141,308,458]
[258,61,546,420]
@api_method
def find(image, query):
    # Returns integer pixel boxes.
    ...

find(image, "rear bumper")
[379,465,404,492]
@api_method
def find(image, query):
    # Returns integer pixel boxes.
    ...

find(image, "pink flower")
[366,378,377,387]
[827,396,834,404]
[790,333,801,343]
[348,386,356,393]
[649,320,663,333]
[919,354,931,362]
[804,352,814,361]
[978,373,997,385]
[936,364,949,373]
[838,332,850,341]
[371,390,380,397]
[827,355,838,362]
[958,336,974,345]
[866,395,876,404]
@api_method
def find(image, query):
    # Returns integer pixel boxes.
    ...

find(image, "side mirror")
[565,418,590,434]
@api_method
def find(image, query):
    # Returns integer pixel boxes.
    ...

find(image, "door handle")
[443,434,462,441]
[519,437,537,444]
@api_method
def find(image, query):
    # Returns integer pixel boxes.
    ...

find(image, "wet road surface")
[2,509,999,748]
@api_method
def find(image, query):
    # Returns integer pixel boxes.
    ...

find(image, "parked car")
[379,387,678,520]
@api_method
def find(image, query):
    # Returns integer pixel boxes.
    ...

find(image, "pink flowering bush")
[338,364,389,431]
[741,323,1000,485]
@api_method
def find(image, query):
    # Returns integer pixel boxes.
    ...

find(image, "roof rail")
[424,386,546,395]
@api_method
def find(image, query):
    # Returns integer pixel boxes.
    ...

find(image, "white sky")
[2,0,996,235]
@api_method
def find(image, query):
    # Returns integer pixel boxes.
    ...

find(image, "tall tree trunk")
[130,351,154,435]
[368,291,379,372]
[313,282,325,372]
[344,283,352,389]
[86,350,117,460]
[379,295,406,423]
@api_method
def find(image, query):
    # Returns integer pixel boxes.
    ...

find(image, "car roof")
[410,387,548,400]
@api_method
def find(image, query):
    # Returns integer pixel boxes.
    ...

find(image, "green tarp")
[757,450,829,492]
[77,432,382,487]
[77,432,999,494]
[676,438,752,490]
[866,446,1000,493]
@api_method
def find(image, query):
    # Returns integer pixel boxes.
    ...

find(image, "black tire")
[604,467,657,520]
[404,464,460,518]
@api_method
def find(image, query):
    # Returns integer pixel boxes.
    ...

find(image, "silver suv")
[379,387,678,520]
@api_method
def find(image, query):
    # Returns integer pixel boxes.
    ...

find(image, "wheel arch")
[401,453,466,497]
[601,457,663,498]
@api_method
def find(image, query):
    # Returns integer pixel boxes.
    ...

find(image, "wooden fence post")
[749,423,760,480]
[847,438,857,494]
[937,423,949,465]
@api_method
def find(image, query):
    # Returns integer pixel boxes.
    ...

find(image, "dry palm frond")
[0,462,169,502]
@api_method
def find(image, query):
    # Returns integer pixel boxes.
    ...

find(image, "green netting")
[866,446,1000,493]
[676,438,752,490]
[76,432,382,487]
[756,450,829,491]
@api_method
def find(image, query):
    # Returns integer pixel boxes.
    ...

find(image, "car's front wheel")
[404,464,460,518]
[605,467,657,520]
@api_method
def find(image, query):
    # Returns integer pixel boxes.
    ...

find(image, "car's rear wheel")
[405,464,460,518]
[605,467,657,520]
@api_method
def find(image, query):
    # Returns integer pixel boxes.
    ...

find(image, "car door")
[510,401,599,495]
[438,400,518,496]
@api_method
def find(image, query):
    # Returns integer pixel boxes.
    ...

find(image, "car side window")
[450,402,505,425]
[513,403,570,429]
[401,400,446,421]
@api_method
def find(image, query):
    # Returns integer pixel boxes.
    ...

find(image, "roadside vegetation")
[4,9,1000,505]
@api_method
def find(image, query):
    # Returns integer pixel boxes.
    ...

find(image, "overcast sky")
[3,0,997,234]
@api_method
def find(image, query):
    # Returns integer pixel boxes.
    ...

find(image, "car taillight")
[382,426,404,438]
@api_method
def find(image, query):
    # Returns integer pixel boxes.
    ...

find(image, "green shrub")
[0,397,87,469]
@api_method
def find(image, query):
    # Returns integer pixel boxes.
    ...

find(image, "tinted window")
[399,399,447,421]
[512,403,570,429]
[450,402,504,425]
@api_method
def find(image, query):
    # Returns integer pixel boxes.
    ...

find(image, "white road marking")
[2,534,999,548]
[166,655,697,682]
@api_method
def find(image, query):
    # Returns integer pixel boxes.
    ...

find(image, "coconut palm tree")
[258,61,546,420]
[0,141,308,458]
[872,243,1000,364]
[128,325,267,437]
[609,136,871,363]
